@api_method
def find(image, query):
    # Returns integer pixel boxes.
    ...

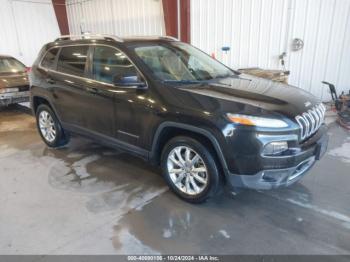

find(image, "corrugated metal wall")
[66,0,165,36]
[0,0,60,66]
[191,0,350,100]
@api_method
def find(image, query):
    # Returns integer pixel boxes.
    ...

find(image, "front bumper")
[0,91,30,106]
[226,128,329,190]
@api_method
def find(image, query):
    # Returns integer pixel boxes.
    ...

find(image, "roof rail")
[120,35,179,41]
[54,34,124,42]
[160,36,179,41]
[54,34,179,43]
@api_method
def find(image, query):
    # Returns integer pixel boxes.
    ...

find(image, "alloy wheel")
[167,146,208,195]
[38,110,56,143]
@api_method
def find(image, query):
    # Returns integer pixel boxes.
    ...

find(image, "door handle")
[46,78,55,84]
[87,87,98,94]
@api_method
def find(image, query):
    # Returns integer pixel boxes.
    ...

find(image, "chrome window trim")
[38,43,148,90]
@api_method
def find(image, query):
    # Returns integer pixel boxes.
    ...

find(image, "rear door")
[49,45,114,136]
[49,45,90,128]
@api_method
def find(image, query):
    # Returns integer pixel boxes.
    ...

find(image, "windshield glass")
[0,57,25,73]
[134,42,234,82]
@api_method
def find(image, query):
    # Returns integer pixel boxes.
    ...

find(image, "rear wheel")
[161,136,221,203]
[36,104,69,148]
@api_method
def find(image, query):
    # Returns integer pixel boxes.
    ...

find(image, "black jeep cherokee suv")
[30,35,328,203]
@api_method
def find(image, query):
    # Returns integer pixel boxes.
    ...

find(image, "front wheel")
[36,104,70,148]
[161,136,222,203]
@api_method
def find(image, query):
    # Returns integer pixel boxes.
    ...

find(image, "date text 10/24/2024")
[127,255,220,261]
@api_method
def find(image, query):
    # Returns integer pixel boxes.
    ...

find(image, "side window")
[41,48,59,70]
[57,46,89,77]
[92,46,138,84]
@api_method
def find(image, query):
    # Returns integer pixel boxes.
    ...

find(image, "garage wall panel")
[66,0,165,36]
[0,1,19,59]
[0,0,60,66]
[191,0,287,70]
[191,0,350,100]
[321,0,350,100]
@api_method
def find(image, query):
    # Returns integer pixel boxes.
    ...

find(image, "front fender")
[149,121,230,177]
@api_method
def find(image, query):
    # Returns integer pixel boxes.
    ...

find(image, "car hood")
[0,72,29,89]
[170,74,321,118]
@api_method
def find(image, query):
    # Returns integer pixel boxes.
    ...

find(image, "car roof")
[0,54,14,59]
[51,34,178,46]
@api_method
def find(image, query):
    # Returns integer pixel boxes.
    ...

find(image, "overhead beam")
[162,0,178,39]
[52,0,69,35]
[180,0,190,43]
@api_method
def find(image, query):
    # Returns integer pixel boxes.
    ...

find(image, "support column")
[162,0,191,43]
[52,0,69,35]
[162,0,178,39]
[180,0,190,43]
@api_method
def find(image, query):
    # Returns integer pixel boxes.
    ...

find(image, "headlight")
[0,88,19,94]
[227,113,288,128]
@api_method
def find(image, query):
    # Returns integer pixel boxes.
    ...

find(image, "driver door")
[90,45,149,148]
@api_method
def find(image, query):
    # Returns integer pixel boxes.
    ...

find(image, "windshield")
[0,57,25,73]
[134,42,234,82]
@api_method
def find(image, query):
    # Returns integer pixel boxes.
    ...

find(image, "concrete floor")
[0,104,349,255]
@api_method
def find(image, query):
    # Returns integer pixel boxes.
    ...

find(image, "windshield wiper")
[210,74,252,87]
[215,74,234,79]
[163,80,204,84]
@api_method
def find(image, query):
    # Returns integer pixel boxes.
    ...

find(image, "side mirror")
[114,75,147,89]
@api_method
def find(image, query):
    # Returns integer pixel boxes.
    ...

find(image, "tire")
[161,136,222,203]
[35,104,70,148]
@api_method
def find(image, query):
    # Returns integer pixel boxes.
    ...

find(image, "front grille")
[295,103,326,140]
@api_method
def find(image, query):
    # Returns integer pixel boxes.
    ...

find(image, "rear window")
[57,46,89,77]
[41,48,59,70]
[0,57,25,73]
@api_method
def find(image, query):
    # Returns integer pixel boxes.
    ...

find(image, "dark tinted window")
[92,46,137,84]
[57,46,89,77]
[0,57,25,73]
[41,48,59,70]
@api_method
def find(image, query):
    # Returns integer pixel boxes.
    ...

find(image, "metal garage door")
[66,0,165,37]
[0,0,60,66]
[191,0,350,100]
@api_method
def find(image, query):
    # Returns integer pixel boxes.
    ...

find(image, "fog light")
[262,169,291,182]
[263,141,288,155]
